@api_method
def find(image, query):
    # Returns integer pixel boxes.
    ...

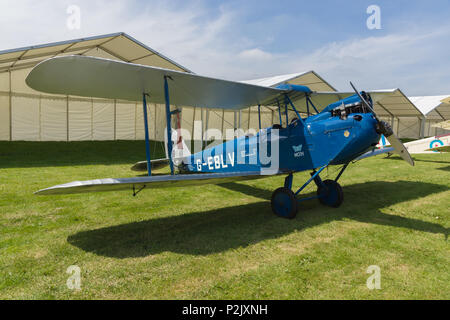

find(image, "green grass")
[0,141,449,299]
[432,146,450,152]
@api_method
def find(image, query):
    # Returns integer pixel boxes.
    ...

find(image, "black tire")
[271,187,298,219]
[317,180,344,208]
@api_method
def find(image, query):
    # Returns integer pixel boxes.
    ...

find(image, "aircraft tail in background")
[377,133,450,154]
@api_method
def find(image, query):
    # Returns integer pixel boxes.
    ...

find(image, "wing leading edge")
[35,171,273,195]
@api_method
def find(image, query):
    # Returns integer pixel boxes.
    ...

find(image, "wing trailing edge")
[35,171,273,195]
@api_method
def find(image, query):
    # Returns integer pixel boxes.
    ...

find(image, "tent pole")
[258,104,262,130]
[39,95,42,141]
[284,96,289,125]
[201,108,204,149]
[113,99,117,140]
[205,109,210,146]
[66,96,69,141]
[277,99,282,126]
[164,76,174,175]
[142,93,152,176]
[8,70,12,141]
[419,116,426,139]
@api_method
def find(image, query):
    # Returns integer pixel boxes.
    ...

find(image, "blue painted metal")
[275,83,312,93]
[312,170,325,189]
[164,76,175,175]
[294,165,327,196]
[142,93,152,176]
[306,96,310,117]
[284,174,293,190]
[335,163,349,182]
[183,109,379,175]
[306,96,320,114]
[285,94,304,125]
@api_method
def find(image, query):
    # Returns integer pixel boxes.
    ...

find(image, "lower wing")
[35,171,273,195]
[354,147,395,161]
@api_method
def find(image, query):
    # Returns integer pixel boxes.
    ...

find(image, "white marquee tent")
[0,32,448,142]
[0,32,190,142]
[407,95,450,137]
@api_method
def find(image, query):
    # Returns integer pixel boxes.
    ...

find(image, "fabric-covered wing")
[26,55,285,110]
[35,171,272,195]
[355,147,395,161]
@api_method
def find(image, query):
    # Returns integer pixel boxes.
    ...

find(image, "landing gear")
[271,164,348,219]
[317,179,344,208]
[271,187,298,219]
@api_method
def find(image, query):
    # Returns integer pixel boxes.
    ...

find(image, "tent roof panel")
[241,71,336,92]
[408,95,450,119]
[21,43,72,58]
[0,32,191,74]
[68,36,117,50]
[241,72,307,87]
[288,71,336,91]
[101,36,151,61]
[132,54,186,71]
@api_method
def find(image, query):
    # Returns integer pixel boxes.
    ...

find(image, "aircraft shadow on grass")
[67,180,449,258]
[437,165,450,172]
[0,141,164,169]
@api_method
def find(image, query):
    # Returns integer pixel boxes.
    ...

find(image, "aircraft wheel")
[271,187,298,219]
[317,180,344,208]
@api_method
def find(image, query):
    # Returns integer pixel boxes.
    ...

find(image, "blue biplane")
[26,56,413,219]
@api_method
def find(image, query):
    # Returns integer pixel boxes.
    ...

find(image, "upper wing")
[26,55,292,110]
[35,171,273,195]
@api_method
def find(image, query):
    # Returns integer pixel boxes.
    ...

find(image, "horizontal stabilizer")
[131,159,169,172]
[35,171,270,195]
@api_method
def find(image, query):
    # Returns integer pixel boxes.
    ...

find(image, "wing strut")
[164,76,175,175]
[143,93,152,176]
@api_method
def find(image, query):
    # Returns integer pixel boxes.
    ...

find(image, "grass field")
[0,141,448,299]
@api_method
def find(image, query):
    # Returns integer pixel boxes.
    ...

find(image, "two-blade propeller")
[350,82,414,166]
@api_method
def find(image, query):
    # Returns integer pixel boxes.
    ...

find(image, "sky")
[1,0,449,95]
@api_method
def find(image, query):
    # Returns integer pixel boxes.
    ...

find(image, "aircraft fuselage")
[184,111,380,174]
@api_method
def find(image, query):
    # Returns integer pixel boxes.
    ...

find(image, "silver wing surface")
[355,147,395,161]
[35,171,271,195]
[26,55,285,110]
